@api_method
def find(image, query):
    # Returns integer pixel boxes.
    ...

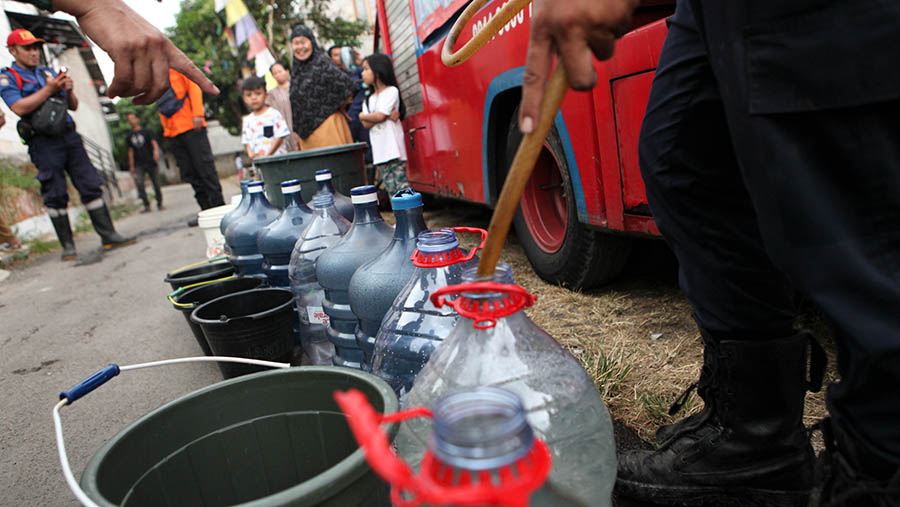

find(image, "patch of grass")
[0,158,39,191]
[27,237,59,254]
[640,389,699,422]
[109,202,142,220]
[74,212,92,234]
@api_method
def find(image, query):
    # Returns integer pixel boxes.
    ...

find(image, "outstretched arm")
[52,0,220,104]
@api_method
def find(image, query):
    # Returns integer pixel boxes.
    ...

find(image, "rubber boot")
[87,203,136,249]
[808,418,900,506]
[49,214,77,261]
[616,330,826,506]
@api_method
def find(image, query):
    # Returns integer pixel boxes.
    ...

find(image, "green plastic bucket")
[79,367,399,506]
[254,143,367,208]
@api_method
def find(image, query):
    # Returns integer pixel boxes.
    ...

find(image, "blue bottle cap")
[390,187,422,210]
[350,185,376,195]
[315,169,332,181]
[248,181,264,187]
[281,179,301,194]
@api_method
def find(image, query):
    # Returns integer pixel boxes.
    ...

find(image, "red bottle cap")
[411,227,487,267]
[430,282,537,329]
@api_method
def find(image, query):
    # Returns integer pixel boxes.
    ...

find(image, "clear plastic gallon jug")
[334,386,586,506]
[316,185,393,369]
[369,227,485,397]
[224,181,281,278]
[219,179,253,239]
[395,262,616,506]
[307,169,354,222]
[350,188,428,366]
[288,192,351,365]
[258,179,314,287]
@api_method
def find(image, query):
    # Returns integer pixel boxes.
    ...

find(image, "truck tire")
[504,115,632,289]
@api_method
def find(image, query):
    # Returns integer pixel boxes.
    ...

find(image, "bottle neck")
[393,207,426,240]
[282,191,301,208]
[248,190,271,207]
[352,202,383,223]
[431,387,534,472]
[317,179,336,194]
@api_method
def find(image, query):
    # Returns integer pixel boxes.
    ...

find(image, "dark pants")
[639,0,900,465]
[133,163,162,207]
[28,130,104,210]
[168,128,224,210]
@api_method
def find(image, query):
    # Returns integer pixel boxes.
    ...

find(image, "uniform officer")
[519,0,899,505]
[1,29,134,260]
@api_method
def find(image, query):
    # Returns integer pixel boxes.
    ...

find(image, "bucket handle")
[53,356,290,507]
[167,275,237,306]
[168,255,228,275]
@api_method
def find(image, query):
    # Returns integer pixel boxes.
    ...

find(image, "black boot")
[808,418,900,506]
[87,203,136,249]
[616,330,826,506]
[50,213,77,261]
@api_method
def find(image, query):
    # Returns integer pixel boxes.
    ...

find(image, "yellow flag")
[225,0,250,26]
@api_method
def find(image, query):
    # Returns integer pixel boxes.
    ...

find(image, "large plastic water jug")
[219,179,252,239]
[334,386,585,506]
[350,188,428,366]
[316,185,393,369]
[395,262,617,506]
[258,179,313,287]
[224,181,280,278]
[288,192,351,365]
[369,227,485,397]
[307,169,354,222]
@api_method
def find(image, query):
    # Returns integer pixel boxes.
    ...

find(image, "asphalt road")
[0,182,239,505]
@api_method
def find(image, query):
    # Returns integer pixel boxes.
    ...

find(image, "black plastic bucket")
[164,261,235,291]
[172,277,265,356]
[191,288,295,378]
[79,367,399,507]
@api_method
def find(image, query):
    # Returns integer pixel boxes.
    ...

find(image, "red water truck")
[373,0,675,289]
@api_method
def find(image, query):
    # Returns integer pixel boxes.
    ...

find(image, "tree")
[109,98,163,170]
[165,0,368,134]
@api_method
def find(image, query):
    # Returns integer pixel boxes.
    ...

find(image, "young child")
[358,54,409,194]
[240,76,290,178]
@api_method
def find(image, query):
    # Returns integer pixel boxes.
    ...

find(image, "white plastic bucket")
[197,204,236,259]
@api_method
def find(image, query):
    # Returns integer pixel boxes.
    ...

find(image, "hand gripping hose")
[442,0,569,278]
[52,356,290,507]
[334,389,552,507]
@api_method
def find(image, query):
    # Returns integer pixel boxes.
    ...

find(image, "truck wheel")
[505,116,632,289]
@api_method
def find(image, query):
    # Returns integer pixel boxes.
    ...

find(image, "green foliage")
[640,389,697,422]
[109,98,164,169]
[165,0,368,134]
[26,237,59,255]
[0,158,39,192]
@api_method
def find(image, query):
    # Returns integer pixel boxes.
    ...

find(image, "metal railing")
[80,135,121,200]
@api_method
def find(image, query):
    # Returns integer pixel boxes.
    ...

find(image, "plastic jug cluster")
[350,188,428,366]
[224,181,281,278]
[288,192,351,365]
[258,179,314,287]
[316,185,393,369]
[370,227,486,397]
[307,169,354,222]
[219,179,253,247]
[334,386,585,507]
[395,262,616,506]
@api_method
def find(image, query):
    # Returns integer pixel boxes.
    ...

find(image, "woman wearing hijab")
[289,26,358,149]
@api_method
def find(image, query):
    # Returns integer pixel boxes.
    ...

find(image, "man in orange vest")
[159,69,224,225]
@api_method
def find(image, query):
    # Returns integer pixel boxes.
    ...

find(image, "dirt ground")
[414,197,839,445]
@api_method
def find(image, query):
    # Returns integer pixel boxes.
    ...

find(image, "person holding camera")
[1,29,134,261]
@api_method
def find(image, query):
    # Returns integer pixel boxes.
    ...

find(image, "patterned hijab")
[289,25,359,139]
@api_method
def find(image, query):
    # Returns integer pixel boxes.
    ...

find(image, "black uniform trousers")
[639,0,900,465]
[28,130,104,210]
[168,127,224,210]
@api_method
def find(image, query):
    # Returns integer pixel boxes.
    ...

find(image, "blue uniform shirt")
[0,62,72,123]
